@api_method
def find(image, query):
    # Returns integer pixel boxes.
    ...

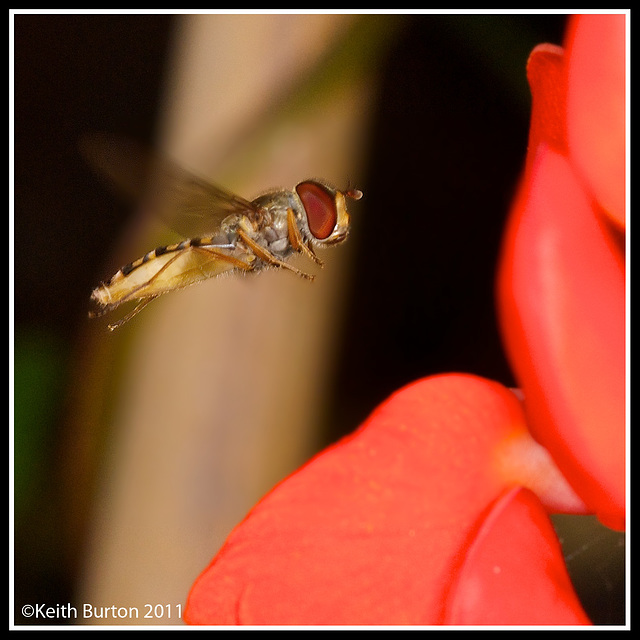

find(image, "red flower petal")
[565,15,626,228]
[498,18,626,530]
[498,144,625,530]
[525,43,567,155]
[185,375,585,625]
[445,488,590,625]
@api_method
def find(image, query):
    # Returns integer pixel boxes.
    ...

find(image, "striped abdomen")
[91,236,254,308]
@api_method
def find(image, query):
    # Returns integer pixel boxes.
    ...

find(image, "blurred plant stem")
[69,14,398,624]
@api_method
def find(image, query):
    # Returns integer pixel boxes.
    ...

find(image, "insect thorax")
[250,189,301,258]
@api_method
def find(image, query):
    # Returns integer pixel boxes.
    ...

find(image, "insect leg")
[236,228,315,280]
[191,245,256,272]
[92,246,255,330]
[287,207,323,267]
[106,296,159,331]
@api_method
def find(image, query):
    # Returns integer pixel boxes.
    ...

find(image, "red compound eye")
[296,181,337,240]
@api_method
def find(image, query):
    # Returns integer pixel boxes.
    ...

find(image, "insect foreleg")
[287,207,323,267]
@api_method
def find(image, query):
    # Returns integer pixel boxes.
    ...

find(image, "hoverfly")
[86,136,362,331]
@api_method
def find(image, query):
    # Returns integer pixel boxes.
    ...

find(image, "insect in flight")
[86,136,363,331]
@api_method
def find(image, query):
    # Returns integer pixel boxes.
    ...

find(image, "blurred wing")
[148,159,258,238]
[80,132,259,237]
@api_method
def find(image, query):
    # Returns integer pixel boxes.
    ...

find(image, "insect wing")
[145,161,259,238]
[80,132,259,238]
[80,131,153,201]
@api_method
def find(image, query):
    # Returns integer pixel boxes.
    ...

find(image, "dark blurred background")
[12,13,624,626]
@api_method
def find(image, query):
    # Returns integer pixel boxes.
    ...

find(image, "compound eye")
[296,181,337,240]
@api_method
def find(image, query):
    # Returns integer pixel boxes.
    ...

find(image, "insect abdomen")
[119,240,194,277]
[91,236,251,307]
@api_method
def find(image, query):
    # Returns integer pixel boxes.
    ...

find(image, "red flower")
[497,14,626,531]
[185,15,625,625]
[185,375,589,625]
